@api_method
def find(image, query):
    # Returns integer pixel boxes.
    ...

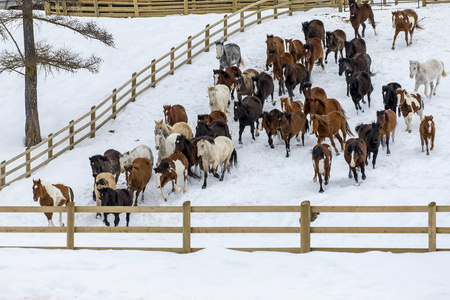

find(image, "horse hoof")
[319,189,324,193]
[362,175,366,180]
[202,185,207,189]
[391,47,395,50]
[270,145,274,149]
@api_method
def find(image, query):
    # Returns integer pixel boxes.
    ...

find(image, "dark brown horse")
[309,111,354,155]
[32,179,74,227]
[312,143,333,193]
[355,122,381,169]
[277,111,308,157]
[197,110,228,124]
[266,34,285,71]
[89,149,121,183]
[344,138,367,186]
[282,63,309,99]
[325,29,346,64]
[349,0,376,39]
[391,9,422,50]
[302,19,326,48]
[267,49,294,96]
[257,109,281,149]
[376,110,397,155]
[252,72,275,107]
[163,104,188,126]
[195,120,231,139]
[234,96,262,144]
[213,66,241,100]
[174,135,201,178]
[303,37,324,74]
[345,38,366,58]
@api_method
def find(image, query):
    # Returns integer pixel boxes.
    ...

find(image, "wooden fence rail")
[1,0,446,190]
[0,202,449,253]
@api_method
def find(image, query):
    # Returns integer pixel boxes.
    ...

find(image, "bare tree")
[0,0,114,147]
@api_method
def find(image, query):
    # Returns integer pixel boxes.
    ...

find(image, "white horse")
[197,136,236,189]
[154,129,180,165]
[410,59,447,99]
[215,41,244,70]
[208,84,230,113]
[119,145,154,172]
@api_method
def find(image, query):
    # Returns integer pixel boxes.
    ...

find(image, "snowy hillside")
[1,3,450,299]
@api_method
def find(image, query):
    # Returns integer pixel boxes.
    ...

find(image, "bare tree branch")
[0,21,24,59]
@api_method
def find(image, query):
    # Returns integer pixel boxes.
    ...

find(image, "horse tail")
[347,121,355,137]
[415,18,425,30]
[239,56,245,69]
[230,149,238,167]
[441,62,447,77]
[304,119,309,134]
[305,71,311,83]
[340,107,347,117]
[188,167,201,179]
[69,187,75,202]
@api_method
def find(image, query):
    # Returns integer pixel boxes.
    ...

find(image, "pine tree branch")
[0,50,26,74]
[32,15,115,47]
[0,21,25,60]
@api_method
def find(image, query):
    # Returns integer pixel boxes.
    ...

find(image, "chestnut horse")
[391,9,422,50]
[302,82,328,116]
[280,96,303,113]
[213,67,240,100]
[285,38,304,64]
[303,37,324,74]
[266,34,285,71]
[312,143,333,193]
[376,110,397,155]
[163,104,187,126]
[419,115,435,155]
[277,111,308,157]
[32,179,74,227]
[309,111,354,155]
[267,49,294,96]
[348,0,376,39]
[197,111,228,124]
[257,109,281,148]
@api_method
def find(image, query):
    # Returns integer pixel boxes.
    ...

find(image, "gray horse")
[215,41,244,70]
[410,59,447,99]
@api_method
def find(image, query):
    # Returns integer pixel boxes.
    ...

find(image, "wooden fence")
[0,201,448,253]
[1,0,445,190]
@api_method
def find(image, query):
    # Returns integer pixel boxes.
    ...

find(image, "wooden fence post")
[232,0,237,12]
[26,147,31,177]
[170,48,175,75]
[187,36,192,64]
[93,0,99,17]
[69,120,74,150]
[183,201,191,253]
[205,25,210,52]
[422,0,426,7]
[112,89,117,119]
[274,0,278,19]
[151,59,156,87]
[257,5,261,24]
[48,133,53,159]
[428,202,436,252]
[240,11,244,32]
[133,0,139,17]
[300,201,311,253]
[90,106,96,138]
[67,201,75,250]
[131,72,137,102]
[339,0,343,12]
[184,0,188,14]
[224,16,228,41]
[44,1,50,15]
[289,0,292,16]
[1,160,6,187]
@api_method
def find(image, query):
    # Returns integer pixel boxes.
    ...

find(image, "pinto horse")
[163,104,188,126]
[234,69,259,101]
[391,9,422,50]
[32,179,74,227]
[348,0,376,39]
[312,143,333,193]
[309,111,354,156]
[154,153,189,201]
[395,88,424,133]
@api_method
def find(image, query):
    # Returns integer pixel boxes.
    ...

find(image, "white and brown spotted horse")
[395,88,423,133]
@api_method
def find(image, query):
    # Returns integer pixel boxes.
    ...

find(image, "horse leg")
[348,166,353,179]
[183,169,188,192]
[318,173,324,193]
[320,58,325,70]
[250,123,256,141]
[212,161,220,179]
[361,23,366,38]
[268,133,274,149]
[425,137,430,155]
[131,188,138,206]
[414,81,421,93]
[421,136,425,153]
[126,213,130,227]
[220,160,229,181]
[372,150,378,169]
[278,79,283,97]
[202,162,209,189]
[113,213,120,227]
[386,132,391,155]
[361,165,366,180]
[329,137,340,156]
[424,82,430,98]
[404,30,409,47]
[352,167,359,185]
[103,213,110,226]
[434,76,441,96]
[45,212,53,227]
[370,13,377,35]
[392,30,400,50]
[59,211,64,227]
[238,123,245,144]
[334,133,344,152]
[172,177,181,192]
[160,186,168,201]
[368,86,373,108]
[334,50,339,64]
[284,136,291,158]
[141,187,146,202]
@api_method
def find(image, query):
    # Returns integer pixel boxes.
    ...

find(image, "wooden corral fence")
[0,201,447,253]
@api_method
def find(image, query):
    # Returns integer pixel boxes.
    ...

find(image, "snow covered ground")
[1,3,450,299]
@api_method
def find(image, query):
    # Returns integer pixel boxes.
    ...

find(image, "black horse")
[234,96,262,144]
[282,63,310,99]
[339,53,373,96]
[195,120,231,139]
[302,19,326,48]
[382,82,402,116]
[348,71,373,113]
[98,187,133,227]
[89,149,121,183]
[355,122,381,169]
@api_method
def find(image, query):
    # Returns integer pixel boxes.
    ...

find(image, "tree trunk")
[23,0,41,147]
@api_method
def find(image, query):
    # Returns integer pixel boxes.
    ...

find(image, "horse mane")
[220,70,230,78]
[154,160,170,172]
[314,98,326,108]
[91,155,109,162]
[314,114,329,126]
[265,112,273,122]
[312,146,325,158]
[198,136,215,144]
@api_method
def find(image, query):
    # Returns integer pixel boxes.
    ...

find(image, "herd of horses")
[32,2,447,227]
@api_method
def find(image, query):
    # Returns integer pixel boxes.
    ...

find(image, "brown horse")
[344,138,367,185]
[419,115,435,155]
[285,38,304,64]
[376,110,397,155]
[257,109,281,148]
[309,111,354,155]
[266,34,285,70]
[312,143,333,193]
[197,111,228,124]
[349,0,376,39]
[163,104,188,126]
[391,9,422,50]
[325,29,346,64]
[302,82,328,116]
[213,66,241,100]
[267,49,294,96]
[303,37,324,74]
[277,111,308,157]
[32,179,74,227]
[308,98,344,116]
[280,96,302,113]
[154,152,189,201]
[124,157,152,206]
